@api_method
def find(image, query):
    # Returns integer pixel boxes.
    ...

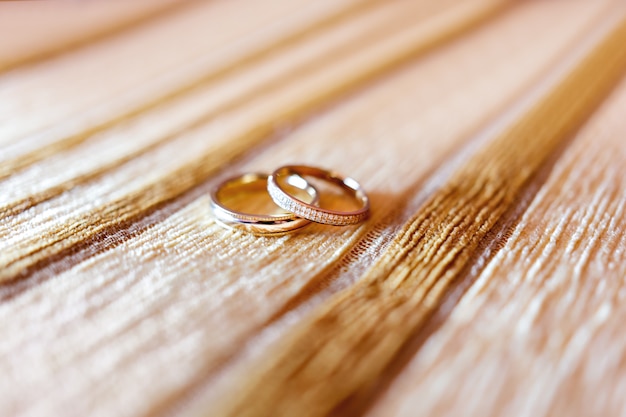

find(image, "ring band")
[210,172,319,234]
[267,165,369,226]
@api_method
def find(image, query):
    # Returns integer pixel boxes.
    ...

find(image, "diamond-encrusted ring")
[267,165,369,226]
[210,173,319,235]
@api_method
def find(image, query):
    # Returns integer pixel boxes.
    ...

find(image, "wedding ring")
[267,165,369,226]
[210,172,319,235]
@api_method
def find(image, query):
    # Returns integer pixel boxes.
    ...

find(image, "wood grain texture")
[364,74,626,417]
[0,0,451,214]
[210,5,626,417]
[0,0,505,282]
[0,0,369,175]
[1,1,625,417]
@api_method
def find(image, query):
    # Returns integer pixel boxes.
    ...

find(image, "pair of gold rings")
[210,165,370,235]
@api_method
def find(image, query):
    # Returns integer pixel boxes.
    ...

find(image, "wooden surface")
[1,1,625,416]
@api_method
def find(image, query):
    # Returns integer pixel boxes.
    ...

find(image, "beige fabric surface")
[1,0,625,416]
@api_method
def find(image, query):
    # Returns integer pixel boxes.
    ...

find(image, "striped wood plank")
[0,1,624,417]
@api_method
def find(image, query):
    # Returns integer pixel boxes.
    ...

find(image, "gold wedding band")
[210,173,319,235]
[267,165,369,226]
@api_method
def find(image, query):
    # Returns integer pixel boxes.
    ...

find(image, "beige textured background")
[1,0,625,416]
